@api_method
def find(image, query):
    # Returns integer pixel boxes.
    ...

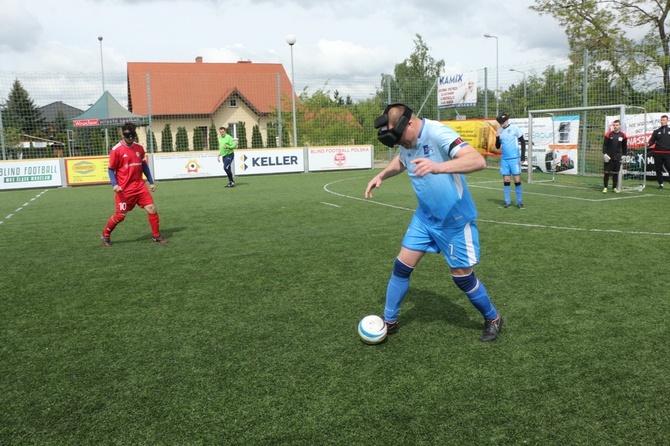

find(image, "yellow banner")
[442,119,500,155]
[65,156,110,185]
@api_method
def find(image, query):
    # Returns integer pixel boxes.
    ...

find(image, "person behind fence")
[217,126,237,188]
[648,114,670,190]
[101,122,168,247]
[365,103,503,342]
[495,112,526,209]
[602,119,627,193]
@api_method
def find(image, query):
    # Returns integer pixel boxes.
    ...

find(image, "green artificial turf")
[1,169,668,445]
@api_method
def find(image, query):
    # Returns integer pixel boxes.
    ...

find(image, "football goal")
[526,104,648,191]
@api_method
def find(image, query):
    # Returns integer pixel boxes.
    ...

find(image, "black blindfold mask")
[374,103,413,147]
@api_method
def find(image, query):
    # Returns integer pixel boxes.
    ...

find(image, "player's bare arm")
[365,155,406,198]
[411,144,486,177]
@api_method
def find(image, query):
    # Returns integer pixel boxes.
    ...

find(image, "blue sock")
[503,183,511,204]
[383,258,414,322]
[452,272,497,320]
[515,182,523,204]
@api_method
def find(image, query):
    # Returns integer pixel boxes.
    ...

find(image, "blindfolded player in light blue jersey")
[366,103,503,342]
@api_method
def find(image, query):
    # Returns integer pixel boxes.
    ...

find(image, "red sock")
[103,213,125,237]
[148,213,160,238]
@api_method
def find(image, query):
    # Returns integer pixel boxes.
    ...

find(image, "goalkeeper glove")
[603,154,611,162]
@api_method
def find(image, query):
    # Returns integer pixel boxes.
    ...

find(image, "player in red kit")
[101,122,168,246]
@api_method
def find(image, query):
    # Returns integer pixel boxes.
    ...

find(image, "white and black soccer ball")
[357,315,387,344]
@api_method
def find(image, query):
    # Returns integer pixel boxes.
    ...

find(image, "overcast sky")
[0,0,569,106]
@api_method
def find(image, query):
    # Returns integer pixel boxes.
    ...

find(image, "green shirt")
[218,134,236,156]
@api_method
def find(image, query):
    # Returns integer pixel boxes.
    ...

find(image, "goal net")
[525,104,649,190]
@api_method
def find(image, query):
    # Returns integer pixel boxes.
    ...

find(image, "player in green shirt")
[217,126,237,187]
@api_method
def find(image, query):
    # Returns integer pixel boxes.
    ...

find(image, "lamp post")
[98,36,105,93]
[484,34,498,116]
[286,34,298,147]
[509,68,527,114]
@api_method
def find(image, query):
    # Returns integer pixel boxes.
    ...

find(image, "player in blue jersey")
[495,113,526,209]
[366,103,503,342]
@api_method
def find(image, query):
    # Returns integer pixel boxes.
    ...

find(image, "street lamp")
[286,34,298,147]
[509,68,527,114]
[98,36,105,93]
[484,34,498,116]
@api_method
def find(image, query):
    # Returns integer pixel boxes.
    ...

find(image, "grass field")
[1,167,669,445]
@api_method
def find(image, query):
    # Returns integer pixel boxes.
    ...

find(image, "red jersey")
[108,141,148,195]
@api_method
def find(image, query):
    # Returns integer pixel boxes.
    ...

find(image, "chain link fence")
[0,51,664,162]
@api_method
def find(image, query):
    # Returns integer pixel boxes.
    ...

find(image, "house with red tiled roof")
[127,58,296,150]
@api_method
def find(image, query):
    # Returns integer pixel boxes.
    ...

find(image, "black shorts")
[604,159,621,173]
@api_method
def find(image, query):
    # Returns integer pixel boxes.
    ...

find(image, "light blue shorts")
[500,158,522,176]
[401,214,480,268]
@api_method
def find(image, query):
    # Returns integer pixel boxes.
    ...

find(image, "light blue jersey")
[397,119,478,227]
[498,124,524,159]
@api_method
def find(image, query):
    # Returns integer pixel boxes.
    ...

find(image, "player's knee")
[145,204,157,214]
[452,271,478,293]
[113,213,126,223]
[393,258,414,278]
[515,182,521,187]
[504,181,511,187]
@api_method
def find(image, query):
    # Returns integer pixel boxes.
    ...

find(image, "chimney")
[195,56,203,63]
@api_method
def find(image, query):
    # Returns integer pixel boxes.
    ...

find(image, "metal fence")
[0,51,665,161]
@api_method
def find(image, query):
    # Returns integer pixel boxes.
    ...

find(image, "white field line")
[0,190,49,226]
[323,177,670,237]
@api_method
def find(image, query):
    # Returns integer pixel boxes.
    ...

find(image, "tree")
[251,124,264,148]
[281,125,290,148]
[266,125,278,148]
[161,124,173,152]
[26,141,36,159]
[349,97,385,145]
[52,110,69,157]
[192,126,204,151]
[209,122,218,151]
[237,121,248,149]
[175,127,189,151]
[377,34,445,119]
[3,127,23,159]
[146,128,158,153]
[91,130,104,156]
[1,79,44,136]
[298,85,364,145]
[531,0,670,107]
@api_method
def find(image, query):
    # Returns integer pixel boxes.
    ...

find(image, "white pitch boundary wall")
[0,145,374,191]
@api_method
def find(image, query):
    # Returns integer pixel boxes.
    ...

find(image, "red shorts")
[115,187,154,214]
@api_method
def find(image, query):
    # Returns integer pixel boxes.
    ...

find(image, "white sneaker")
[614,188,620,194]
[602,187,608,193]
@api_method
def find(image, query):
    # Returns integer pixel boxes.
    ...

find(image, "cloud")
[310,40,394,75]
[0,1,42,52]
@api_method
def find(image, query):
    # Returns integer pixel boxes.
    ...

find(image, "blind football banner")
[0,159,63,190]
[308,145,373,171]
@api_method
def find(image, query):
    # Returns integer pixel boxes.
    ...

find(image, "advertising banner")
[606,113,660,180]
[516,116,580,174]
[438,72,478,108]
[308,145,373,171]
[153,151,225,180]
[65,156,110,185]
[0,159,63,191]
[444,116,581,174]
[235,148,304,176]
[605,112,658,148]
[442,119,498,155]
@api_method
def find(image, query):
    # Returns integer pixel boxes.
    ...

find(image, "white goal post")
[527,104,648,190]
